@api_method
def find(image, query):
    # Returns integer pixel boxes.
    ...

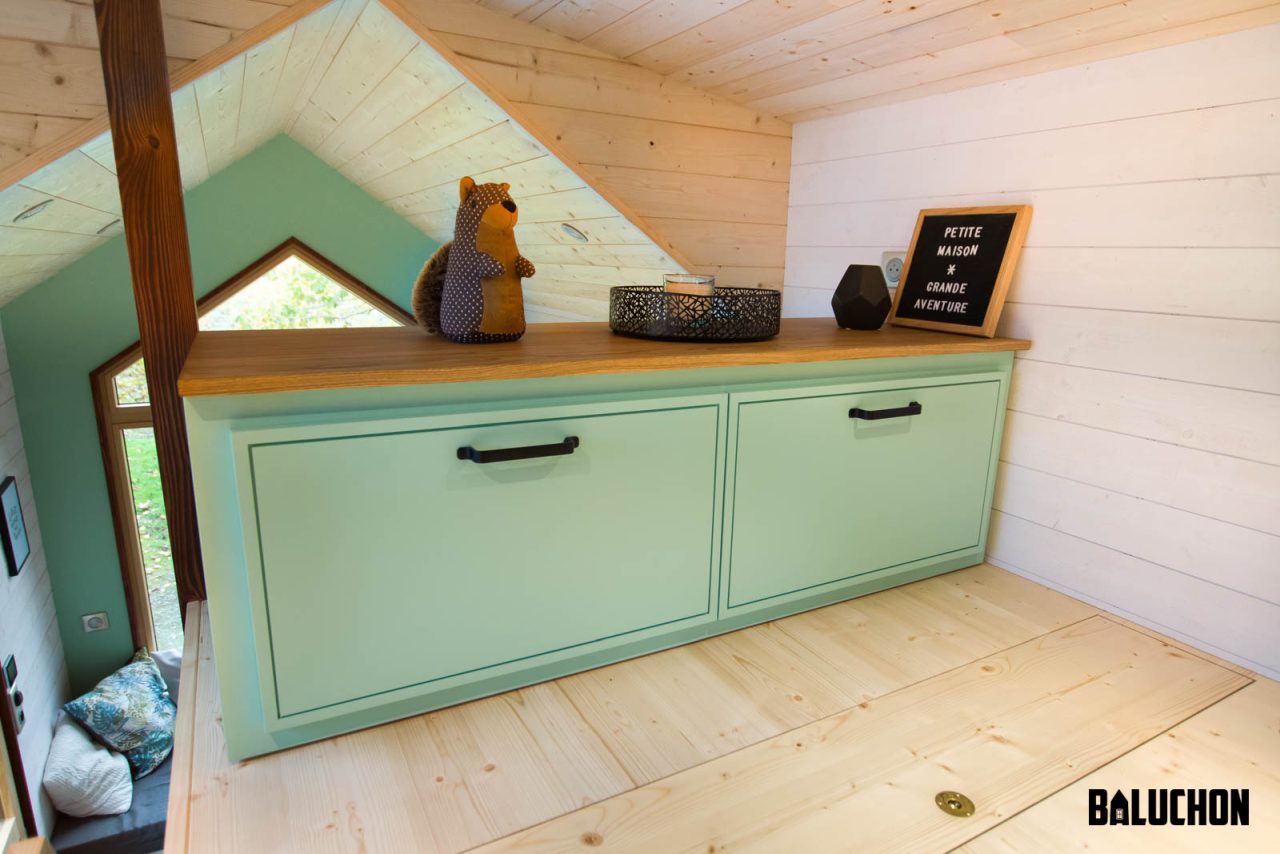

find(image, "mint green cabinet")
[234,396,723,729]
[723,375,1002,614]
[186,351,1014,759]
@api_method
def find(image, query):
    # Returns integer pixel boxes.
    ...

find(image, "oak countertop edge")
[178,320,1031,397]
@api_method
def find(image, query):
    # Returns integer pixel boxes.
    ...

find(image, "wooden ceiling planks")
[1,0,1272,311]
[19,151,121,216]
[0,0,331,307]
[475,0,1280,121]
[2,0,299,62]
[193,57,247,175]
[674,0,982,96]
[387,154,586,219]
[749,0,1280,119]
[233,28,296,159]
[0,0,303,145]
[0,0,692,319]
[311,43,466,167]
[169,89,211,186]
[0,21,271,296]
[0,0,334,193]
[0,185,116,239]
[239,0,690,321]
[419,0,793,300]
[264,3,345,143]
[443,30,791,136]
[381,0,699,292]
[346,89,515,193]
[290,1,415,150]
[517,0,650,44]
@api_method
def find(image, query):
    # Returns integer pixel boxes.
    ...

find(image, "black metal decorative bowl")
[609,286,781,342]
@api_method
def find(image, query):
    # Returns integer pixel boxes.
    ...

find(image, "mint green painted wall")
[0,135,437,691]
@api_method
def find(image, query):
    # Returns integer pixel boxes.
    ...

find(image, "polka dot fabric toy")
[412,176,536,343]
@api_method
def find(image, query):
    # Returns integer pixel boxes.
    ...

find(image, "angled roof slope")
[475,0,1280,121]
[0,0,687,314]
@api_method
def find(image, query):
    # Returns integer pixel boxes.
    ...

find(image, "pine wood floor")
[167,565,1279,852]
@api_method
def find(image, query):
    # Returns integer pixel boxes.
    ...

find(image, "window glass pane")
[122,427,183,651]
[114,357,149,406]
[198,255,400,330]
[110,254,399,405]
[106,252,401,651]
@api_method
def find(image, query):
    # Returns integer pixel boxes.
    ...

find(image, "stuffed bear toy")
[412,177,536,343]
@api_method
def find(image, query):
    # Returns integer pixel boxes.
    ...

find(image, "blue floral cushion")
[64,650,177,779]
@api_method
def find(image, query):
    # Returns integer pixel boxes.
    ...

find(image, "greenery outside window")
[92,238,411,651]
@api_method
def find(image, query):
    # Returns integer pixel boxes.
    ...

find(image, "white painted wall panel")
[1008,360,1280,466]
[989,512,1280,677]
[0,321,68,835]
[1003,304,1280,394]
[791,24,1280,163]
[786,24,1280,678]
[791,100,1280,205]
[1001,412,1280,538]
[786,246,1280,320]
[786,177,1280,249]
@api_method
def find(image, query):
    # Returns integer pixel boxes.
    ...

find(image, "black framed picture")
[888,204,1032,338]
[1,476,31,576]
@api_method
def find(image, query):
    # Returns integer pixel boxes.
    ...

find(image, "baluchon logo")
[1090,788,1249,826]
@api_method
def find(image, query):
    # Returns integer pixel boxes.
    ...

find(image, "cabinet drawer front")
[239,399,722,721]
[726,378,1000,610]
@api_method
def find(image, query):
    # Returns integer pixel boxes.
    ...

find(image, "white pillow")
[42,714,133,817]
[151,648,182,704]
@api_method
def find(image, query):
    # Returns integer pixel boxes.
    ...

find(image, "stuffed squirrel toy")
[412,177,535,343]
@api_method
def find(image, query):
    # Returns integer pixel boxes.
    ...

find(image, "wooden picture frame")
[0,477,29,577]
[888,204,1032,338]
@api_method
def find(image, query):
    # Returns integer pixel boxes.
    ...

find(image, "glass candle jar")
[663,273,716,297]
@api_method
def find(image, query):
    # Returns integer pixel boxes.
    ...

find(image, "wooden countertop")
[177,319,1030,397]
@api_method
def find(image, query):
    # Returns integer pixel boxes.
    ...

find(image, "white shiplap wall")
[784,24,1280,679]
[0,320,68,835]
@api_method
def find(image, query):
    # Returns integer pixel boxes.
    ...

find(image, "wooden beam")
[0,0,332,195]
[93,0,205,609]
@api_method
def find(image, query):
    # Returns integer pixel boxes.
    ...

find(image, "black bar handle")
[457,436,579,464]
[849,401,923,421]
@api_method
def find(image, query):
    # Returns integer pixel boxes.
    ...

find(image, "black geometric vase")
[831,264,891,330]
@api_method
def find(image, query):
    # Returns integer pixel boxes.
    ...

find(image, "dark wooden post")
[94,0,206,610]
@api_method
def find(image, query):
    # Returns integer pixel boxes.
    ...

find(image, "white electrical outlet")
[881,251,907,287]
[81,612,109,632]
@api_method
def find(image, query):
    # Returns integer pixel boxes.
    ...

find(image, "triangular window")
[94,239,410,649]
[114,241,404,406]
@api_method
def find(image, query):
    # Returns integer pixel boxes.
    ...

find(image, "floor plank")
[387,684,635,851]
[474,616,1249,852]
[774,562,1098,701]
[182,613,634,852]
[162,602,203,852]
[558,565,1095,785]
[556,621,858,783]
[177,566,1267,853]
[1096,609,1258,679]
[961,676,1280,853]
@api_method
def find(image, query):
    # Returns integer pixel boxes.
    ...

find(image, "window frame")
[91,237,412,649]
[1,729,23,842]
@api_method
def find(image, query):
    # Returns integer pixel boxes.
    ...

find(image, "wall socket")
[881,251,907,288]
[3,654,21,734]
[81,611,110,632]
